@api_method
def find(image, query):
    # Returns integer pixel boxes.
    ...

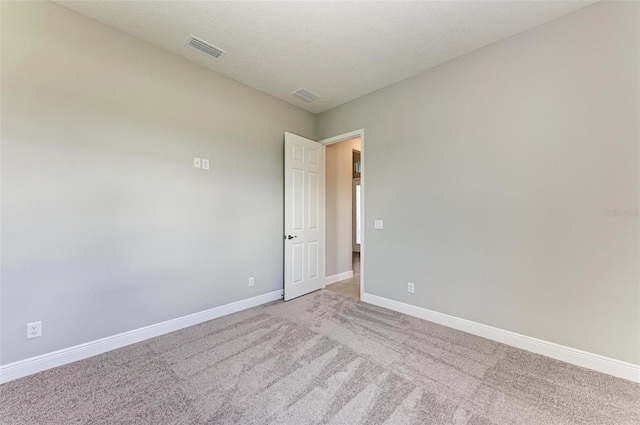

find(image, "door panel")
[292,169,304,231]
[284,132,325,301]
[308,171,319,230]
[308,241,318,279]
[291,242,304,284]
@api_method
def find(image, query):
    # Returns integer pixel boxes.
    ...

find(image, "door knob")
[286,235,297,240]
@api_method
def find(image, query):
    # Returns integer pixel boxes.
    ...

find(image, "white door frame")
[318,129,365,300]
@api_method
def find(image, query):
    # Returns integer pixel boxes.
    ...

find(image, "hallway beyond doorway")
[325,253,360,300]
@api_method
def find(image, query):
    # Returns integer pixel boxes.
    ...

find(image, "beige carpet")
[1,290,639,424]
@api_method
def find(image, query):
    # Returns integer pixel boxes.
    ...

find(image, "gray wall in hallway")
[325,137,361,277]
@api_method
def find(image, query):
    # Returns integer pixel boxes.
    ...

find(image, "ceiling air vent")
[292,88,320,103]
[185,35,225,59]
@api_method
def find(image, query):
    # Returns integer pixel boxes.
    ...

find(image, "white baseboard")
[0,290,283,384]
[361,292,640,383]
[325,270,353,285]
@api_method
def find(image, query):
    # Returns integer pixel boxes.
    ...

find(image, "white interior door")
[284,132,325,301]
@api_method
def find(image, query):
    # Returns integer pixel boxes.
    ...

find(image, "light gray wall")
[0,1,316,364]
[318,1,640,364]
[325,137,360,277]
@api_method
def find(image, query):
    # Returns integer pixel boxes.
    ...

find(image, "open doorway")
[282,129,364,301]
[323,136,362,300]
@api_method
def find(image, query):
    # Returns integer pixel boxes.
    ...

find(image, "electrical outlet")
[27,321,42,339]
[248,277,255,287]
[194,157,201,168]
[408,282,415,294]
[374,220,384,229]
[202,159,210,170]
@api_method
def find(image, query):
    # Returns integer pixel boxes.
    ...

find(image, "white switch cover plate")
[202,159,210,170]
[374,220,384,229]
[27,321,42,339]
[249,277,255,287]
[194,158,201,168]
[408,282,415,294]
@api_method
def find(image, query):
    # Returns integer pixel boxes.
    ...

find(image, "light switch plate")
[374,220,383,229]
[202,159,210,170]
[194,158,201,169]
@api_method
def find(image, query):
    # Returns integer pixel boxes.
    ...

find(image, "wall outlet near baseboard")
[408,282,415,294]
[249,277,255,287]
[27,322,42,339]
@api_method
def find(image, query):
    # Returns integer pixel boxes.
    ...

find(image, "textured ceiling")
[53,1,595,114]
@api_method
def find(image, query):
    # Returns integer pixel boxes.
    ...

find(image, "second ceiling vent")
[186,35,225,59]
[292,88,320,103]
